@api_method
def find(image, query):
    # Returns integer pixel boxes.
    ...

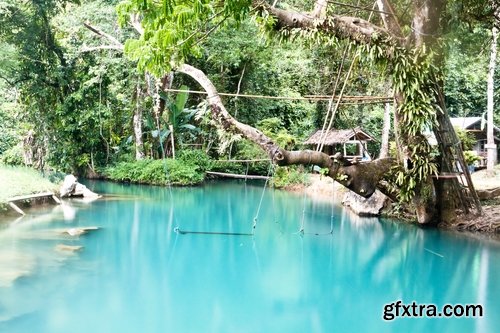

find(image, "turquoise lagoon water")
[0,180,499,333]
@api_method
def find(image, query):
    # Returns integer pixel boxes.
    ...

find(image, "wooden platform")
[6,191,61,215]
[206,171,270,180]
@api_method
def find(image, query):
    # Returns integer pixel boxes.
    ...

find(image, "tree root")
[440,212,500,233]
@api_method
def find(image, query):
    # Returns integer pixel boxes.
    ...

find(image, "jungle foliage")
[0,0,498,194]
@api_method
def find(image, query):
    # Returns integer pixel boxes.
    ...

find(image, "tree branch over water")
[176,64,394,198]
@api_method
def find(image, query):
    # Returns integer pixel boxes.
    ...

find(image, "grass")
[0,165,59,203]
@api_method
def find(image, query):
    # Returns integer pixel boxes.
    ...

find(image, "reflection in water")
[0,180,499,333]
[476,247,488,333]
[60,201,77,221]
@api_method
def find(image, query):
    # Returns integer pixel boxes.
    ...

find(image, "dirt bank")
[297,169,500,234]
[444,168,500,233]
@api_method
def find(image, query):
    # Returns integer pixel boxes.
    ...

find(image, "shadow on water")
[0,179,499,333]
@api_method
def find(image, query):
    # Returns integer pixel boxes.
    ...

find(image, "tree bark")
[133,83,145,160]
[487,18,498,171]
[375,0,403,37]
[408,0,446,48]
[256,1,395,45]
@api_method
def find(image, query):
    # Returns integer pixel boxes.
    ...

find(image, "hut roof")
[304,127,375,146]
[450,117,483,130]
[450,117,500,133]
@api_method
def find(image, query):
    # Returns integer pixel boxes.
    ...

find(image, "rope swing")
[294,160,334,237]
[174,164,273,236]
[318,50,360,153]
[295,193,335,237]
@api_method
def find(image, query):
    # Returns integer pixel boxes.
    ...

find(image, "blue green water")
[0,180,499,333]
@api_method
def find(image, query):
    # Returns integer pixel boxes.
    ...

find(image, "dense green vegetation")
[0,1,388,171]
[105,150,209,185]
[0,0,498,205]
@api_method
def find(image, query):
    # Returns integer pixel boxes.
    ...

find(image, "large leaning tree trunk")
[177,64,394,199]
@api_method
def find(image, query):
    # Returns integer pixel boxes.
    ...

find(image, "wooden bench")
[6,191,61,215]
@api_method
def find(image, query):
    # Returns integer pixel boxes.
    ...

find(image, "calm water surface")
[0,180,499,333]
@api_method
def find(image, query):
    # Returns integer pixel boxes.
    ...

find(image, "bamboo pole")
[162,88,393,103]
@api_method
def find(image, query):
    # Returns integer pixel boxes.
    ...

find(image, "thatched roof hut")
[304,127,374,145]
[304,127,375,159]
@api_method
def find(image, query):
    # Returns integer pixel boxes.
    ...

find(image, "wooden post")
[8,202,25,215]
[52,195,61,204]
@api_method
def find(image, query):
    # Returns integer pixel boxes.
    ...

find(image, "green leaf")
[175,85,189,112]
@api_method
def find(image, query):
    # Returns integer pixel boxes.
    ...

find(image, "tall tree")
[486,7,498,171]
[116,0,500,223]
[0,0,75,168]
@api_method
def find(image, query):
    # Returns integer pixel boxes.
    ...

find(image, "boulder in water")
[60,175,77,197]
[342,189,389,216]
[55,244,84,252]
[60,175,99,198]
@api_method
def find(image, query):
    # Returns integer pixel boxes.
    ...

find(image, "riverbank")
[443,167,500,233]
[0,166,59,209]
[2,164,499,234]
[296,168,500,234]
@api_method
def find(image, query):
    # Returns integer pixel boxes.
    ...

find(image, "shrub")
[166,159,205,185]
[0,108,19,155]
[270,166,310,188]
[208,160,245,174]
[463,150,480,166]
[208,139,271,175]
[0,144,24,166]
[177,149,210,172]
[105,150,210,186]
[454,127,475,151]
[257,117,298,150]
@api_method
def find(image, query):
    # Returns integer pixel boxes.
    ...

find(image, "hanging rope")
[294,162,312,235]
[317,1,378,154]
[154,80,183,238]
[328,179,335,234]
[228,64,246,160]
[175,162,274,236]
[161,88,392,103]
[316,43,351,152]
[318,51,360,153]
[245,162,250,182]
[294,158,334,236]
[252,163,274,233]
[296,184,308,235]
